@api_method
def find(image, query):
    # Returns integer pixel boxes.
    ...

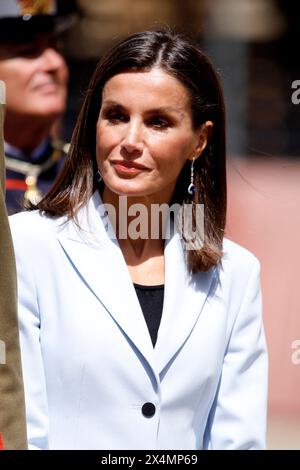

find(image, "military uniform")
[5,139,68,214]
[0,81,27,450]
[0,0,76,214]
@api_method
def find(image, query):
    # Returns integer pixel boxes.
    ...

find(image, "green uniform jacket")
[0,83,27,449]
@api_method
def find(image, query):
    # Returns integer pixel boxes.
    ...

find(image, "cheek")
[96,124,121,158]
[5,75,29,107]
[153,133,194,168]
[1,63,39,108]
[0,64,26,93]
[58,61,69,86]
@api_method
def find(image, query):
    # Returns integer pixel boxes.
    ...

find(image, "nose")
[40,47,67,73]
[122,119,144,154]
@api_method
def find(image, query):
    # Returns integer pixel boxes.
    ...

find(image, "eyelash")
[104,111,171,130]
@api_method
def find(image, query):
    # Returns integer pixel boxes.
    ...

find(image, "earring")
[187,157,196,196]
[95,169,102,183]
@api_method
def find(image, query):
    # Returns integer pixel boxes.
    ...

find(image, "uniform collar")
[5,138,50,163]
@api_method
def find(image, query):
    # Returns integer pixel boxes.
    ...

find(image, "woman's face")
[96,67,211,204]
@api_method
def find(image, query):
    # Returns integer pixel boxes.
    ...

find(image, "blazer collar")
[57,192,217,379]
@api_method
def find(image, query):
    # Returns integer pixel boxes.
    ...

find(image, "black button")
[142,402,156,417]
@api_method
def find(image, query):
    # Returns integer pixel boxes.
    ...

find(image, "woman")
[9,30,268,450]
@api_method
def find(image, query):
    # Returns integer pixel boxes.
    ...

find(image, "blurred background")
[59,0,300,449]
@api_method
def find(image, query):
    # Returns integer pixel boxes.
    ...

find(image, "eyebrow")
[101,100,184,118]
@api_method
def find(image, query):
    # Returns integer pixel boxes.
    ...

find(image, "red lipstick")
[111,160,150,175]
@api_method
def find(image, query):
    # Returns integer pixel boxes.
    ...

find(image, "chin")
[34,103,65,117]
[104,179,152,198]
[35,93,66,111]
[111,186,149,198]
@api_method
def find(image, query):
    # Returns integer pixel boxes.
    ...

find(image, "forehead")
[102,68,191,110]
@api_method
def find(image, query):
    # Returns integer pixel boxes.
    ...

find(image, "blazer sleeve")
[203,258,268,450]
[10,219,50,450]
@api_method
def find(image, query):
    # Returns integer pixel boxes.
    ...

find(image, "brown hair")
[30,29,227,273]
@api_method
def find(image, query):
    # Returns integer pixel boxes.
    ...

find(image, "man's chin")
[30,103,65,118]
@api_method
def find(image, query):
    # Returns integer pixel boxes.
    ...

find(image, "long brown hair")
[30,29,227,273]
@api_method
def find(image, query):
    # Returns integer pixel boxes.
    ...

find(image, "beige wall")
[226,156,300,415]
[67,0,204,58]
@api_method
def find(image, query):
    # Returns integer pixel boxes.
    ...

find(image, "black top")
[134,283,164,348]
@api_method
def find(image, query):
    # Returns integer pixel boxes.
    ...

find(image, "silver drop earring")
[95,169,102,183]
[187,157,196,196]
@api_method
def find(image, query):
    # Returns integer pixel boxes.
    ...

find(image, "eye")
[18,46,41,58]
[103,108,128,124]
[147,116,171,129]
[17,37,62,58]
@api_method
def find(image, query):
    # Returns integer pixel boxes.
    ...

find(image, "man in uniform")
[0,0,75,214]
[0,80,27,450]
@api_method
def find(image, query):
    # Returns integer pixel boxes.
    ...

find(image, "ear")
[190,120,213,160]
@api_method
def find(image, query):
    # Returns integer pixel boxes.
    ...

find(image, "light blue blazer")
[9,192,268,450]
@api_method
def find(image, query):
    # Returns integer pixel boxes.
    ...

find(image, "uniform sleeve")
[10,218,49,450]
[203,258,268,450]
[0,89,27,449]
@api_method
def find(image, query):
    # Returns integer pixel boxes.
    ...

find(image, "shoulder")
[223,238,259,264]
[220,237,261,285]
[212,239,263,331]
[9,210,65,248]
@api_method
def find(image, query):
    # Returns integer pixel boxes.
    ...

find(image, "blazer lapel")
[57,192,157,378]
[153,223,217,375]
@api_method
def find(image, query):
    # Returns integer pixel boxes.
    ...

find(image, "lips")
[34,82,59,93]
[111,160,149,170]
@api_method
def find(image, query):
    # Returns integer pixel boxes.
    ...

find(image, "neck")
[4,112,54,154]
[102,187,172,260]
